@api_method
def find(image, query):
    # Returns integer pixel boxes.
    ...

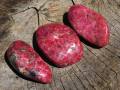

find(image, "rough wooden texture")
[0,0,120,90]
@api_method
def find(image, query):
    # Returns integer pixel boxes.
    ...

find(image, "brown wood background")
[0,0,120,90]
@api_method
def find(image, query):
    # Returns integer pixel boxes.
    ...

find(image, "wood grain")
[0,0,120,90]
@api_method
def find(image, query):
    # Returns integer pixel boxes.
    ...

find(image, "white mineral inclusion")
[53,32,66,39]
[67,43,76,54]
[53,35,59,39]
[53,33,60,39]
[58,51,66,60]
[57,43,77,60]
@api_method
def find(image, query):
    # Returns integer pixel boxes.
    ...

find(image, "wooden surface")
[0,0,120,90]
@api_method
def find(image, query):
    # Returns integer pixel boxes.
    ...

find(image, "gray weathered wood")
[0,0,120,90]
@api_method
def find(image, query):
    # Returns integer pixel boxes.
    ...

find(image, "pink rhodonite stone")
[5,40,52,84]
[36,23,83,68]
[68,4,110,47]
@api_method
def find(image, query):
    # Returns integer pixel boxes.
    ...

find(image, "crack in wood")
[71,0,75,5]
[0,0,120,89]
[71,66,87,90]
[10,7,40,27]
[85,46,118,73]
[75,64,96,90]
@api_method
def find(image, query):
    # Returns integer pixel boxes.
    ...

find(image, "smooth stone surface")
[68,4,110,47]
[36,23,83,67]
[5,40,52,84]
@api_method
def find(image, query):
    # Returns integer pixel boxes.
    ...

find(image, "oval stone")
[5,40,52,83]
[68,4,110,47]
[36,23,83,67]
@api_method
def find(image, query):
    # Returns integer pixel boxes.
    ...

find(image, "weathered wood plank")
[0,7,39,90]
[0,0,120,90]
[72,0,120,90]
[72,64,96,90]
[67,68,86,90]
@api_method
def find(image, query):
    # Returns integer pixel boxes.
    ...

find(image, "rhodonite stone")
[5,40,52,84]
[68,4,110,47]
[36,23,83,67]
